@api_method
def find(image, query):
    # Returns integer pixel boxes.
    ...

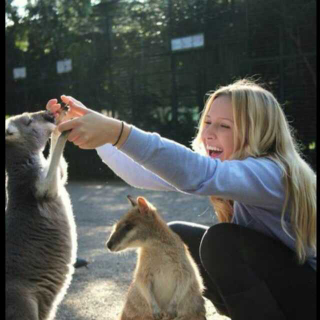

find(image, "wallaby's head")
[107,196,160,252]
[5,111,56,153]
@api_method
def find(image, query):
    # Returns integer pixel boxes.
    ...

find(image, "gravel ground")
[56,180,230,320]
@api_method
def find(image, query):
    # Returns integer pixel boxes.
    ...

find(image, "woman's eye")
[204,121,211,126]
[220,124,230,129]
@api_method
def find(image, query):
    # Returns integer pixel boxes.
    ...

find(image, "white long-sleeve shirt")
[96,143,179,192]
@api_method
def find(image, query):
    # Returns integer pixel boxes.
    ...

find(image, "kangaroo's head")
[5,110,56,154]
[106,196,159,252]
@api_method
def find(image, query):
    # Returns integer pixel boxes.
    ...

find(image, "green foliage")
[5,0,317,177]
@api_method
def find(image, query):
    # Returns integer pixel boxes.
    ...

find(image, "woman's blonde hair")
[192,78,316,264]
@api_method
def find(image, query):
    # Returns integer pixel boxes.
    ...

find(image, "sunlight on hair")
[192,78,317,265]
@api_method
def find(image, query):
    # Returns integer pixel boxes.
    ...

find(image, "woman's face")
[201,95,234,161]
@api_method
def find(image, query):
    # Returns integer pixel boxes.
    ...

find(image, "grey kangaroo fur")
[107,196,207,320]
[5,109,77,320]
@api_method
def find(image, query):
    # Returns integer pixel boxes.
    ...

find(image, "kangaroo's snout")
[106,238,114,251]
[42,111,56,124]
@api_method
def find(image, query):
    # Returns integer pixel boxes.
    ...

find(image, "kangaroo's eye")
[124,223,134,231]
[26,118,33,126]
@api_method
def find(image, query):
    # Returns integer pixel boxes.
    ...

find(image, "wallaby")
[107,196,206,320]
[5,107,77,320]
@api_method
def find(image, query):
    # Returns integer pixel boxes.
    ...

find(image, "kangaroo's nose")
[106,239,113,251]
[42,111,56,124]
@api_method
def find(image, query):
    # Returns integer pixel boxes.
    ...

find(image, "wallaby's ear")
[137,197,151,215]
[127,195,137,207]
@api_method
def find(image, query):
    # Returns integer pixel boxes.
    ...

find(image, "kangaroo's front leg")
[166,277,191,318]
[145,281,165,320]
[48,104,70,185]
[49,104,70,152]
[38,130,71,198]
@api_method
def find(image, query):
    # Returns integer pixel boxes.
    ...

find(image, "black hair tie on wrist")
[113,121,124,147]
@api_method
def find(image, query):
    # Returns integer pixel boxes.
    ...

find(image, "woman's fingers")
[58,118,79,134]
[46,95,94,125]
[72,136,89,146]
[46,99,61,114]
[57,111,116,149]
[46,99,57,110]
[58,118,89,144]
[60,121,92,148]
[61,95,91,116]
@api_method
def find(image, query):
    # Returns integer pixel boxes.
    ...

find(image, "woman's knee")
[168,221,209,239]
[199,223,241,267]
[199,222,296,279]
[200,223,238,249]
[168,221,209,261]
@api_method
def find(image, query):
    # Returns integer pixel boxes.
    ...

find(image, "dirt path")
[56,181,230,320]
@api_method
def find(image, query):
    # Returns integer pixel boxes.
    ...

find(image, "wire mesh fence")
[5,0,316,178]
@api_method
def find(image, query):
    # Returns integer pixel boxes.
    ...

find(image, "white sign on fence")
[57,59,72,74]
[13,67,26,79]
[171,33,204,51]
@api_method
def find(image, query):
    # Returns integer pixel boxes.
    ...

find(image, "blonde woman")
[47,79,316,319]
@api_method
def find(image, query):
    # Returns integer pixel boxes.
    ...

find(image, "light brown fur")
[107,196,206,320]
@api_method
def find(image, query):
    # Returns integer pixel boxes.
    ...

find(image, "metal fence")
[5,0,316,179]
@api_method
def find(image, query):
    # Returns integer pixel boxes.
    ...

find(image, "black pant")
[168,221,316,320]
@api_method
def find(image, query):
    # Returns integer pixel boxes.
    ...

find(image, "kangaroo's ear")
[127,195,137,207]
[137,197,151,215]
[5,120,19,144]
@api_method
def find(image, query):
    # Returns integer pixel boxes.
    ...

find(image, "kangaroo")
[5,107,77,320]
[107,196,206,320]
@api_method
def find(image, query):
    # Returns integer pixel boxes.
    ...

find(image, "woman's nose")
[204,125,217,139]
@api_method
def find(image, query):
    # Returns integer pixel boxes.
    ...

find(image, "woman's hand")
[46,95,130,149]
[46,95,91,120]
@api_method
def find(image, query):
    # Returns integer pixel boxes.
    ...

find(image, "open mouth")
[207,146,223,159]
